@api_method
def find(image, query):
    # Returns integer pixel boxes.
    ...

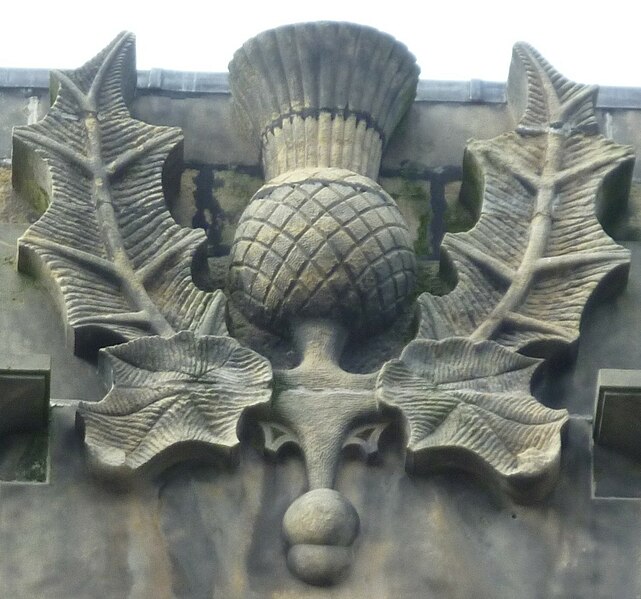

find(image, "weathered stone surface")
[0,90,49,161]
[0,165,42,223]
[0,234,633,594]
[224,24,423,582]
[283,488,359,585]
[0,427,48,482]
[443,179,477,234]
[0,353,49,435]
[594,368,641,460]
[4,26,639,595]
[0,352,50,484]
[3,408,641,599]
[167,167,198,227]
[377,337,567,501]
[228,168,416,333]
[227,22,419,338]
[209,168,260,248]
[283,489,359,546]
[77,332,273,475]
[383,103,514,173]
[13,32,226,358]
[131,93,260,166]
[613,179,641,240]
[0,224,102,400]
[418,43,633,356]
[228,22,419,181]
[380,175,431,255]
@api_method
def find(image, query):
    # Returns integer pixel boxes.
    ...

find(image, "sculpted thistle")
[12,23,632,586]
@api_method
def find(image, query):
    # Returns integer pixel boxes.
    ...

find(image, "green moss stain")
[0,420,49,483]
[413,212,431,255]
[595,159,633,236]
[20,178,49,214]
[457,150,483,220]
[216,170,262,211]
[171,168,199,227]
[0,166,46,223]
[14,429,48,482]
[444,196,477,234]
[214,169,263,247]
[10,138,54,221]
[622,181,641,240]
[443,160,479,235]
[0,167,10,187]
[385,177,428,203]
[379,171,459,297]
[381,176,431,256]
[413,259,455,299]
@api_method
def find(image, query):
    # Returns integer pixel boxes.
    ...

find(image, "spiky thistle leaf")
[77,331,272,473]
[377,338,568,500]
[417,42,633,356]
[13,32,225,357]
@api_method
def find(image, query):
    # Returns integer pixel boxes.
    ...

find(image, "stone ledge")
[1,67,640,109]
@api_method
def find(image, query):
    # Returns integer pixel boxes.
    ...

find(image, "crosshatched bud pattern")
[227,169,417,332]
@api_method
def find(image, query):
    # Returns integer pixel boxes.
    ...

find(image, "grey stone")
[594,368,641,460]
[283,488,359,547]
[0,408,638,599]
[228,168,417,333]
[377,337,567,502]
[12,32,227,358]
[228,22,419,182]
[226,28,422,584]
[5,25,641,595]
[283,488,360,585]
[131,94,260,167]
[418,43,633,356]
[286,544,353,586]
[0,353,49,435]
[0,224,102,401]
[77,331,272,475]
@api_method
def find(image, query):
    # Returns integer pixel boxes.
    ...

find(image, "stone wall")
[3,61,641,599]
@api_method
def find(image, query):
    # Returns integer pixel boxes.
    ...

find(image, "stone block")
[0,353,49,435]
[594,369,641,460]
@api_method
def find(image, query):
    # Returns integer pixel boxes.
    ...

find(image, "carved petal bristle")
[228,22,419,179]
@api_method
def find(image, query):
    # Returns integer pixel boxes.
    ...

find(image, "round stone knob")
[282,488,360,586]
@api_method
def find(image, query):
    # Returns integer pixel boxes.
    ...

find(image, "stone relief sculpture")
[10,23,633,587]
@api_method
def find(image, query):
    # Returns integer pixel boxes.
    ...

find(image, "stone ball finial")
[282,488,360,585]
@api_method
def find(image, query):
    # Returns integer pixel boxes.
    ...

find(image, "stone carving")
[78,331,272,473]
[10,24,633,587]
[417,44,633,355]
[227,168,416,333]
[227,22,419,333]
[377,337,566,499]
[12,32,227,358]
